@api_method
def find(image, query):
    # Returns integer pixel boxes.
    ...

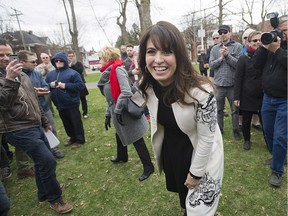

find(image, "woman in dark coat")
[234,31,263,150]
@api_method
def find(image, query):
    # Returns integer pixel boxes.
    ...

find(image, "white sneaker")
[83,115,88,119]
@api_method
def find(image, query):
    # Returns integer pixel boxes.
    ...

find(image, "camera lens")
[261,32,277,45]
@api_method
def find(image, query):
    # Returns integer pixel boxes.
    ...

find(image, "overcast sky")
[0,0,285,50]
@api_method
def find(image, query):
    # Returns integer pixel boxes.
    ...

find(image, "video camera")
[261,12,283,45]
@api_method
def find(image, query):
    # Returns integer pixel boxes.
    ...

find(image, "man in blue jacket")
[18,50,64,159]
[46,52,85,148]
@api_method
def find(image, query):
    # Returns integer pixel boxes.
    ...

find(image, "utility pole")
[11,8,27,50]
[57,22,66,47]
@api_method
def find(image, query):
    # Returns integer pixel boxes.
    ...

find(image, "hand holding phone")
[9,55,19,63]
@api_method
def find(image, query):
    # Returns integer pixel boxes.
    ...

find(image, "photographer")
[253,15,287,187]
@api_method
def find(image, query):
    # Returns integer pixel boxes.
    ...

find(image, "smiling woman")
[138,21,224,216]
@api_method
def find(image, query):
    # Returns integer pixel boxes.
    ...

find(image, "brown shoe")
[64,141,75,147]
[50,199,73,214]
[17,168,35,179]
[70,143,81,149]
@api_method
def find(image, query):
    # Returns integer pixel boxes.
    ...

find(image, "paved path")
[86,82,98,89]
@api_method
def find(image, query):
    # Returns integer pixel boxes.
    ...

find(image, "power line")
[11,7,27,50]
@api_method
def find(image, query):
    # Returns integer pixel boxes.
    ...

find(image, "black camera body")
[261,12,283,45]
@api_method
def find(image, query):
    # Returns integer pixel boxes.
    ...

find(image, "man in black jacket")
[0,39,73,213]
[253,16,287,187]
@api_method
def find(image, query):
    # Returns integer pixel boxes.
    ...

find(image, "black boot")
[243,140,251,150]
[111,134,128,163]
[133,137,154,181]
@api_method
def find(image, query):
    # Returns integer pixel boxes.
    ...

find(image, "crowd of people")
[0,15,287,216]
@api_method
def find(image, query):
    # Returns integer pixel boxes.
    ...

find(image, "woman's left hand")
[184,173,201,190]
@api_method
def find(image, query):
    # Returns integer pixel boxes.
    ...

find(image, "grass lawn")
[2,73,287,216]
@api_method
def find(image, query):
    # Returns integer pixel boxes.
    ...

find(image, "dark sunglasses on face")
[251,39,261,42]
[25,60,36,64]
[213,37,219,40]
[219,30,228,35]
[54,59,64,63]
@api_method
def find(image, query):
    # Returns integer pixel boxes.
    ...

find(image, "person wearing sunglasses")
[35,53,56,118]
[46,51,86,149]
[18,50,64,159]
[0,39,73,214]
[209,24,243,140]
[206,31,221,79]
[253,16,287,187]
[234,31,263,151]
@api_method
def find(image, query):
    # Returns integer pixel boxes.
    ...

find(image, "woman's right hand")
[234,100,240,107]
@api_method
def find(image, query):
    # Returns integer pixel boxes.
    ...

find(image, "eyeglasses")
[251,39,261,42]
[218,30,228,35]
[25,60,36,64]
[54,59,64,63]
[213,37,219,40]
[243,37,248,40]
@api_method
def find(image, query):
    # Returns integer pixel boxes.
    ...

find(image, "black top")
[234,53,263,111]
[153,82,193,208]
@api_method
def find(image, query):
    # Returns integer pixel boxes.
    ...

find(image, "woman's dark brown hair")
[138,21,213,105]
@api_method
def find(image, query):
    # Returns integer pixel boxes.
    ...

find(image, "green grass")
[2,76,287,216]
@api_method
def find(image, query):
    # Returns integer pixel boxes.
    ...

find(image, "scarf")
[247,46,256,55]
[100,59,123,102]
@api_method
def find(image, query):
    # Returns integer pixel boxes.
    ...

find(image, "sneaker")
[243,141,251,150]
[17,168,35,179]
[70,143,81,149]
[83,115,88,119]
[233,130,242,141]
[50,199,73,214]
[51,147,65,159]
[1,167,12,179]
[64,141,75,147]
[269,172,282,187]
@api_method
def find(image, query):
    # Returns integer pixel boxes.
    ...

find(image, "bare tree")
[62,0,82,62]
[240,0,274,29]
[116,0,129,45]
[134,0,152,33]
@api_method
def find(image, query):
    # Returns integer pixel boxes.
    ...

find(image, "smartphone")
[9,54,19,63]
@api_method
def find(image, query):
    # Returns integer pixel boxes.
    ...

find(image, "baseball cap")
[218,25,230,33]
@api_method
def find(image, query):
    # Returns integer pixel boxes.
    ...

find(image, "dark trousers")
[241,110,262,141]
[80,96,88,116]
[115,134,154,173]
[0,181,9,216]
[5,127,62,203]
[59,106,85,144]
[0,146,9,169]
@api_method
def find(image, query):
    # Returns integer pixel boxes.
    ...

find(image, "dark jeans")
[0,181,9,216]
[5,127,62,203]
[261,94,287,174]
[59,106,85,144]
[0,145,9,168]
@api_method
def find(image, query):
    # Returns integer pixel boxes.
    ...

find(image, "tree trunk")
[63,0,82,62]
[116,0,129,45]
[135,0,152,33]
